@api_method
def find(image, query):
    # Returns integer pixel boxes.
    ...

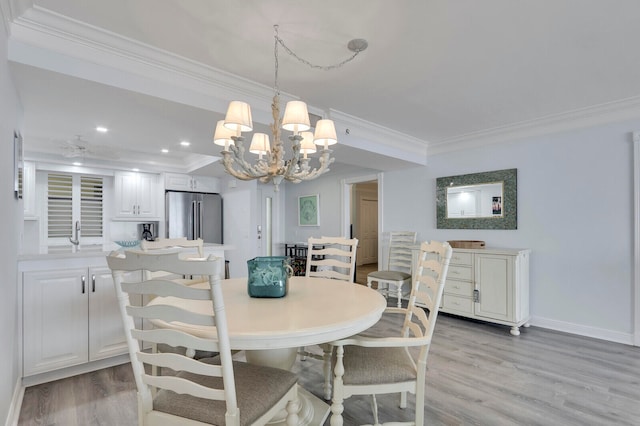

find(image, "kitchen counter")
[18,243,234,261]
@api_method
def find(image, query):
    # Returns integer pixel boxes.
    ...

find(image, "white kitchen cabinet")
[114,171,159,218]
[414,246,530,336]
[164,172,220,193]
[23,267,130,376]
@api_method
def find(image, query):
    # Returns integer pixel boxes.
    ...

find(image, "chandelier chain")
[273,25,363,73]
[274,26,280,96]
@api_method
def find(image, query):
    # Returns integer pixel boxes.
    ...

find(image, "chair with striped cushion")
[329,240,452,426]
[107,250,299,425]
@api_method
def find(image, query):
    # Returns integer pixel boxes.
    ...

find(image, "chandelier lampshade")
[313,119,338,147]
[282,101,311,134]
[224,101,253,134]
[249,133,271,159]
[299,131,317,159]
[213,120,235,149]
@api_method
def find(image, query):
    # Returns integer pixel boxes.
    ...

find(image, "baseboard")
[22,354,130,387]
[530,315,634,346]
[4,378,24,426]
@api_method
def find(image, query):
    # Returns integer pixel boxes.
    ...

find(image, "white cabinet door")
[88,267,129,361]
[165,173,220,193]
[136,173,158,217]
[191,175,220,193]
[474,254,513,322]
[23,268,89,376]
[164,173,193,191]
[114,172,139,217]
[114,171,158,218]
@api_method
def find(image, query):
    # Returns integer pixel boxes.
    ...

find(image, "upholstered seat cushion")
[368,270,411,281]
[153,357,297,425]
[336,345,416,385]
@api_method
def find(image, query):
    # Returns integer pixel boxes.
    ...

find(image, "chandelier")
[214,25,367,190]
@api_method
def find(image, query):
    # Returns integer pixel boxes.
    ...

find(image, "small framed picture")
[492,196,502,215]
[298,194,319,226]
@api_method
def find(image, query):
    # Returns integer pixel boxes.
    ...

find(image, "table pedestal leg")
[245,348,330,426]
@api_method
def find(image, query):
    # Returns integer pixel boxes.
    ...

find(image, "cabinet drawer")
[450,251,472,266]
[443,295,474,314]
[445,279,473,297]
[446,265,472,281]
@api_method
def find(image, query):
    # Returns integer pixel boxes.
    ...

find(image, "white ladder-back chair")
[140,237,206,284]
[329,240,452,426]
[301,236,358,400]
[367,231,417,308]
[305,236,359,282]
[140,238,213,361]
[140,237,204,257]
[107,250,299,426]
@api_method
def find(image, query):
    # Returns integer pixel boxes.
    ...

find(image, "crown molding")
[10,5,275,114]
[329,109,428,165]
[8,5,431,165]
[429,95,640,155]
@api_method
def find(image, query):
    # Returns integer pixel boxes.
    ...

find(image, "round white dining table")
[148,276,387,425]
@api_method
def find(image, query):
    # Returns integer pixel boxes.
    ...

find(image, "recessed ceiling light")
[96,126,108,133]
[180,140,190,147]
[132,168,140,172]
[161,149,169,153]
[73,161,82,166]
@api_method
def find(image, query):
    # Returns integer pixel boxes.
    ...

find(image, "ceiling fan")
[59,135,120,160]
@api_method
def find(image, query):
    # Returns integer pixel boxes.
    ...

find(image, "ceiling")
[5,0,640,176]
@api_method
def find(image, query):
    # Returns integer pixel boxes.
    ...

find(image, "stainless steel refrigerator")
[165,191,223,243]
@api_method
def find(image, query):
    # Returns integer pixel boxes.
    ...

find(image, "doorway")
[342,174,381,284]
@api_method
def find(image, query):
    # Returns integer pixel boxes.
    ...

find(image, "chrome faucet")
[69,220,80,245]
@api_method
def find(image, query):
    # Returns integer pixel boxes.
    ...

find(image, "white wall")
[220,178,259,278]
[282,120,638,344]
[383,120,638,343]
[0,8,24,423]
[283,168,379,246]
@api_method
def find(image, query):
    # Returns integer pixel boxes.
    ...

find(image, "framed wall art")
[298,194,319,226]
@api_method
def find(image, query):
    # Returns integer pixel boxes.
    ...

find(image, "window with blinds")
[47,173,104,240]
[80,176,103,237]
[47,174,73,238]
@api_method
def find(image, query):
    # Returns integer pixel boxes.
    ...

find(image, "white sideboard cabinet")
[415,246,530,335]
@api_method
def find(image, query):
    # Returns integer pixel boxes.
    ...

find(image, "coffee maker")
[138,223,156,241]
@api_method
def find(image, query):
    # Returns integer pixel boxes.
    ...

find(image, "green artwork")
[298,194,319,226]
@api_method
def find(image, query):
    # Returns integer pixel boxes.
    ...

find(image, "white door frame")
[633,132,640,346]
[341,173,383,258]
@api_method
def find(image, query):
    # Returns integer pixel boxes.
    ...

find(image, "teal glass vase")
[247,256,293,298]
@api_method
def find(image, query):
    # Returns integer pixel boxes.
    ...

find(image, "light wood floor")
[18,309,640,425]
[354,263,378,285]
